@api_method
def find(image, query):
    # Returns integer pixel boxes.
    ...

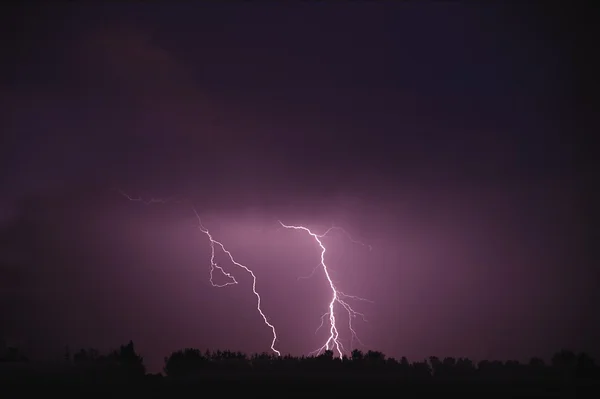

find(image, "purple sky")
[0,3,596,373]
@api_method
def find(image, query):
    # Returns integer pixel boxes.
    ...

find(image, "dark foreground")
[3,372,599,398]
[2,345,599,397]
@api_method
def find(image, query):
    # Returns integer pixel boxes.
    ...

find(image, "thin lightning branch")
[329,224,373,252]
[278,221,372,359]
[118,190,280,356]
[315,312,329,334]
[190,208,280,356]
[115,188,180,205]
[297,263,321,281]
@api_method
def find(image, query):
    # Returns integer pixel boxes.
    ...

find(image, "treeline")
[1,341,145,383]
[2,342,598,383]
[163,348,599,382]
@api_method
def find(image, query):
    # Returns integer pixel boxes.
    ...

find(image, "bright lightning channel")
[277,221,373,359]
[118,190,280,356]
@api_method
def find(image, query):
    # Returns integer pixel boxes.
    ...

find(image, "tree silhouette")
[1,342,598,394]
[576,352,597,379]
[0,346,28,362]
[73,347,100,363]
[319,349,334,361]
[107,340,145,377]
[164,348,209,378]
[351,348,364,362]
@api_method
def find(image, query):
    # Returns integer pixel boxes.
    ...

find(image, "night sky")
[1,2,597,373]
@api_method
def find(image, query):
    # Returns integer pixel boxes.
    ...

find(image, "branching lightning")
[117,189,180,205]
[117,189,371,359]
[117,190,280,356]
[190,207,279,356]
[277,221,373,359]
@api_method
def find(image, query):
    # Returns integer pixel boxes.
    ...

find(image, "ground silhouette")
[1,342,598,396]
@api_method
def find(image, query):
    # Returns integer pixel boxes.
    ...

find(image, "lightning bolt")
[277,221,372,359]
[116,188,180,205]
[117,190,280,356]
[190,207,280,356]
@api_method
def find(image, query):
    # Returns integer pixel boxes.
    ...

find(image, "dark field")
[2,344,598,397]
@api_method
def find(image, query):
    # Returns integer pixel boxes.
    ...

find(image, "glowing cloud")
[118,190,280,356]
[117,189,372,359]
